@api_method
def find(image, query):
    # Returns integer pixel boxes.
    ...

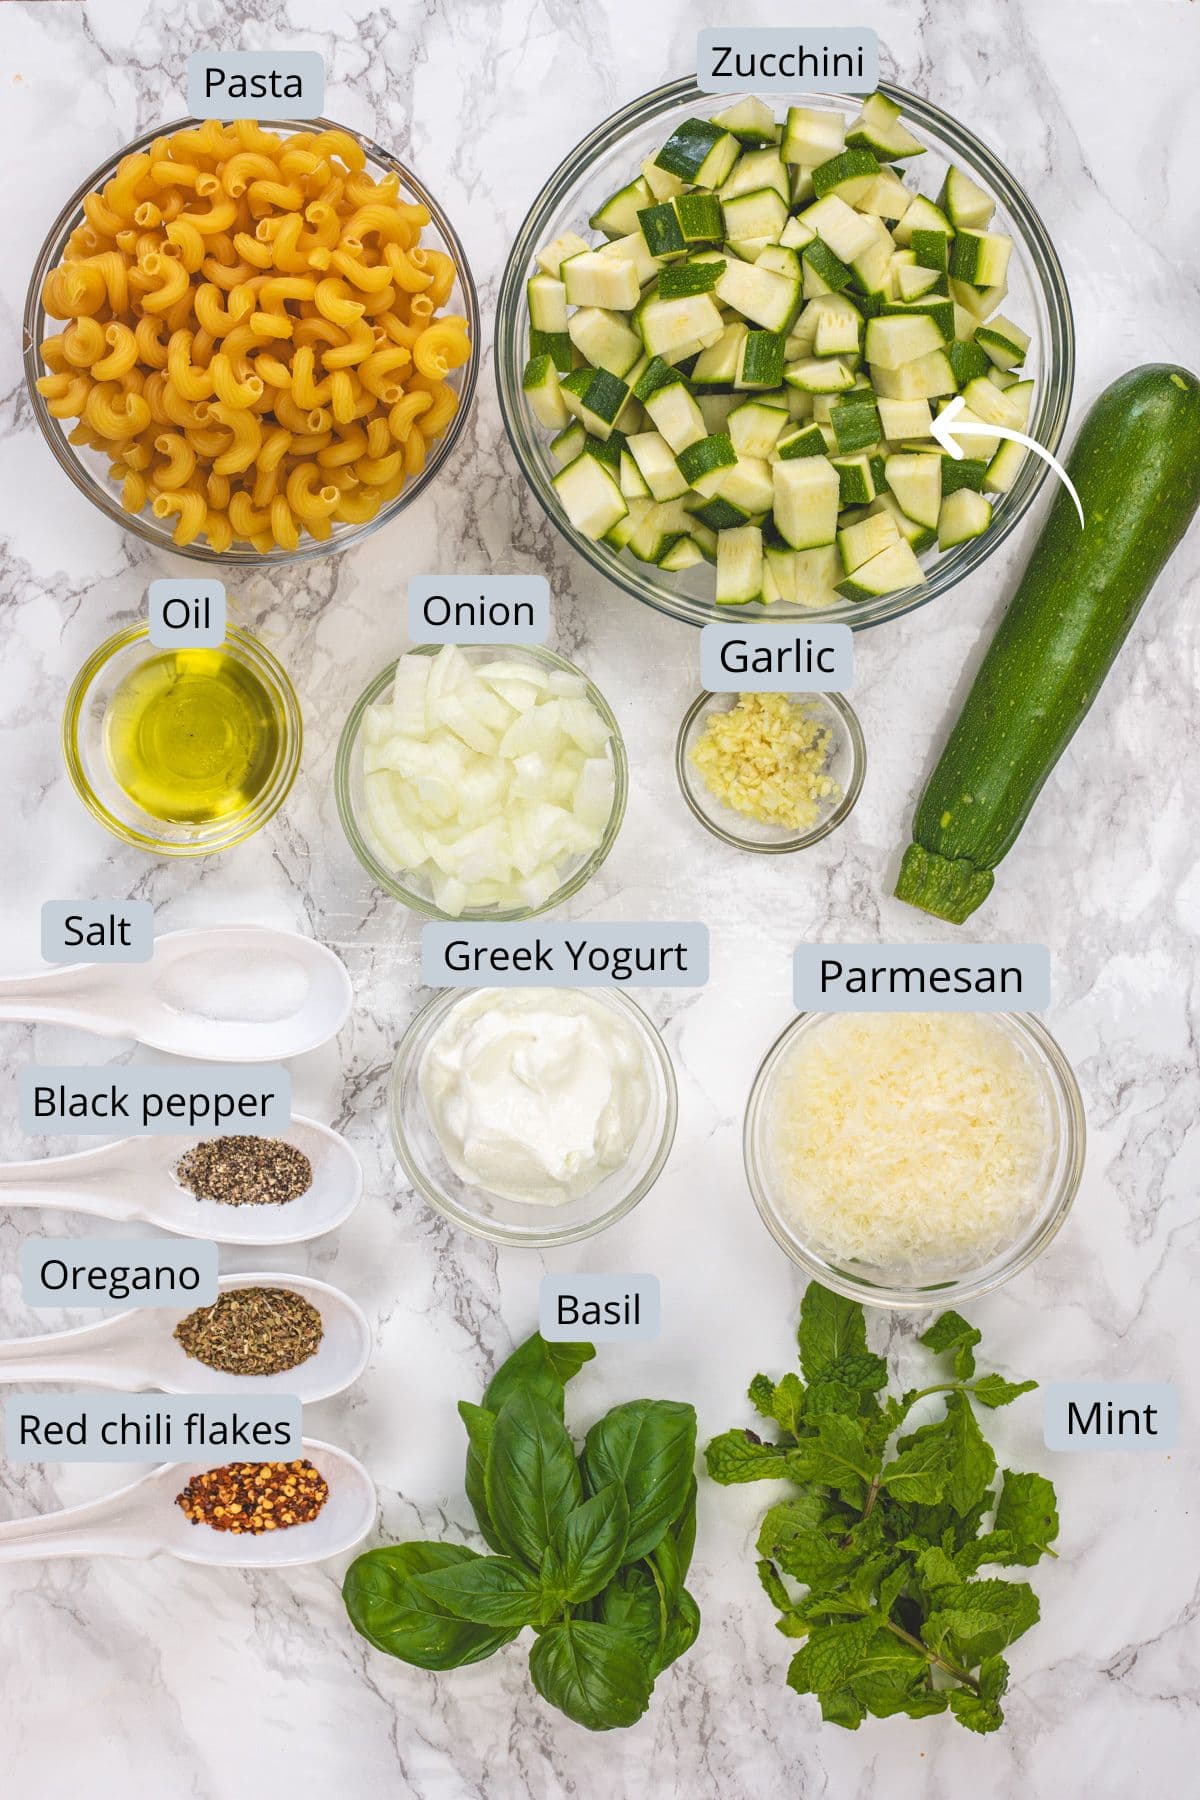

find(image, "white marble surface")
[1,0,1198,1793]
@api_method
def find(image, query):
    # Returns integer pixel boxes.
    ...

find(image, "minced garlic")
[691,692,839,831]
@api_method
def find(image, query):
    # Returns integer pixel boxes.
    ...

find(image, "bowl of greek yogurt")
[389,986,678,1245]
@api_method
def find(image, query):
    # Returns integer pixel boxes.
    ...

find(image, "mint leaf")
[948,1654,1008,1733]
[942,1391,998,1518]
[994,1469,1060,1564]
[879,1432,950,1505]
[803,1377,861,1418]
[788,1619,877,1694]
[972,1373,1038,1408]
[919,1310,982,1379]
[798,1286,869,1382]
[752,1371,808,1435]
[789,1413,880,1505]
[924,1577,1040,1664]
[706,1429,798,1485]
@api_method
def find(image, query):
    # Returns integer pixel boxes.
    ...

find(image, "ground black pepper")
[175,1459,329,1533]
[174,1286,324,1376]
[175,1136,313,1207]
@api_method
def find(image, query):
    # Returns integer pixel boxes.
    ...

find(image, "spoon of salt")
[0,1273,371,1403]
[0,1438,376,1567]
[0,1114,362,1244]
[0,924,353,1061]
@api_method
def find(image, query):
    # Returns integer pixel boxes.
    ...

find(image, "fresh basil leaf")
[457,1401,504,1552]
[342,1543,519,1670]
[994,1469,1060,1563]
[482,1333,595,1416]
[671,1475,698,1581]
[918,1310,982,1379]
[656,1586,701,1674]
[529,1619,652,1731]
[797,1284,869,1384]
[546,1482,629,1605]
[597,1565,665,1669]
[971,1373,1038,1408]
[411,1554,543,1629]
[583,1399,697,1561]
[485,1387,582,1569]
[705,1429,799,1485]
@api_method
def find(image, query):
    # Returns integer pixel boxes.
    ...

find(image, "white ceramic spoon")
[0,924,352,1061]
[0,1438,376,1567]
[0,1273,371,1403]
[0,1114,362,1244]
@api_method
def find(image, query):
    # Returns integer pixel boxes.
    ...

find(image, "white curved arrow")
[932,394,1084,529]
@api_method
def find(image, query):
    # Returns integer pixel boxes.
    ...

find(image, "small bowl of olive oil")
[63,623,302,855]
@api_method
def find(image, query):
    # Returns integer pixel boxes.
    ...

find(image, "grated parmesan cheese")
[767,1012,1050,1276]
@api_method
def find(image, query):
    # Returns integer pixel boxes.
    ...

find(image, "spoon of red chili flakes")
[176,1459,328,1533]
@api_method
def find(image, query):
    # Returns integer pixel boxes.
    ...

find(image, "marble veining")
[0,0,1198,1794]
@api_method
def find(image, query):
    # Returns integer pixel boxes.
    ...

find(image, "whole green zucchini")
[896,363,1200,922]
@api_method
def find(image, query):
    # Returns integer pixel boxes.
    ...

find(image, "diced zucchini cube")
[535,230,590,277]
[784,357,856,395]
[800,194,877,263]
[735,330,787,390]
[690,321,748,385]
[871,349,957,400]
[829,395,881,453]
[832,452,876,507]
[811,147,880,205]
[834,537,926,600]
[560,367,633,440]
[552,453,628,540]
[715,454,774,515]
[721,186,788,245]
[885,452,942,529]
[627,431,689,502]
[715,524,764,604]
[655,117,740,188]
[562,250,640,310]
[714,257,802,332]
[728,398,788,459]
[974,314,1031,370]
[865,312,946,370]
[644,380,707,454]
[937,487,993,548]
[677,431,737,497]
[589,175,653,240]
[801,239,854,294]
[773,455,840,549]
[949,229,1013,289]
[637,201,686,258]
[522,353,569,431]
[567,308,644,378]
[527,272,568,334]
[775,422,827,460]
[782,105,845,168]
[847,92,925,162]
[877,397,934,440]
[712,97,779,147]
[838,508,900,572]
[637,292,726,362]
[938,165,995,230]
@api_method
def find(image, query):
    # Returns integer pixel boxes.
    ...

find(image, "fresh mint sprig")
[706,1285,1057,1734]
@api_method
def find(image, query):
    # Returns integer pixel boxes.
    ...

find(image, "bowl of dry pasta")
[23,116,478,563]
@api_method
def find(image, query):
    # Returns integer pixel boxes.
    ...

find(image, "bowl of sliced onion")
[334,643,628,918]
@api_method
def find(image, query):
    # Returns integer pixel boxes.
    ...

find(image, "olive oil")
[103,649,281,824]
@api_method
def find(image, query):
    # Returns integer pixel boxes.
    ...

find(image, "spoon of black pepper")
[0,924,353,1060]
[0,1438,377,1567]
[0,1114,362,1244]
[0,1273,371,1403]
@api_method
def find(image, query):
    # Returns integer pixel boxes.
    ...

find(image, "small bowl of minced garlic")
[675,689,865,854]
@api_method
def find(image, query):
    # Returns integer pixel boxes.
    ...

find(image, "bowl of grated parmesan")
[744,1009,1085,1306]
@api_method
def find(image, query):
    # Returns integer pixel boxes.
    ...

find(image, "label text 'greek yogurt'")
[700,623,853,693]
[794,944,1051,1012]
[422,923,708,988]
[408,575,550,645]
[148,578,226,649]
[40,900,154,964]
[186,51,324,117]
[21,1239,219,1308]
[698,28,880,92]
[539,1275,660,1342]
[19,1066,290,1135]
[5,1394,301,1464]
[1044,1384,1177,1452]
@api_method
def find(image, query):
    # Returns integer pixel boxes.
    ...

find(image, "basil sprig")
[707,1284,1056,1735]
[343,1332,699,1731]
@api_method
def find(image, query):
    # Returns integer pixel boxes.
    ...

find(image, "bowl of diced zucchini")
[496,78,1074,629]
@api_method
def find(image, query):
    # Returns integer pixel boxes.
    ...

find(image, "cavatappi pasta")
[36,119,472,553]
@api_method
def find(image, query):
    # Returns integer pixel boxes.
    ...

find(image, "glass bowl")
[23,116,479,566]
[389,986,678,1246]
[744,1010,1085,1307]
[676,689,864,851]
[496,77,1074,630]
[335,642,628,920]
[63,621,302,855]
